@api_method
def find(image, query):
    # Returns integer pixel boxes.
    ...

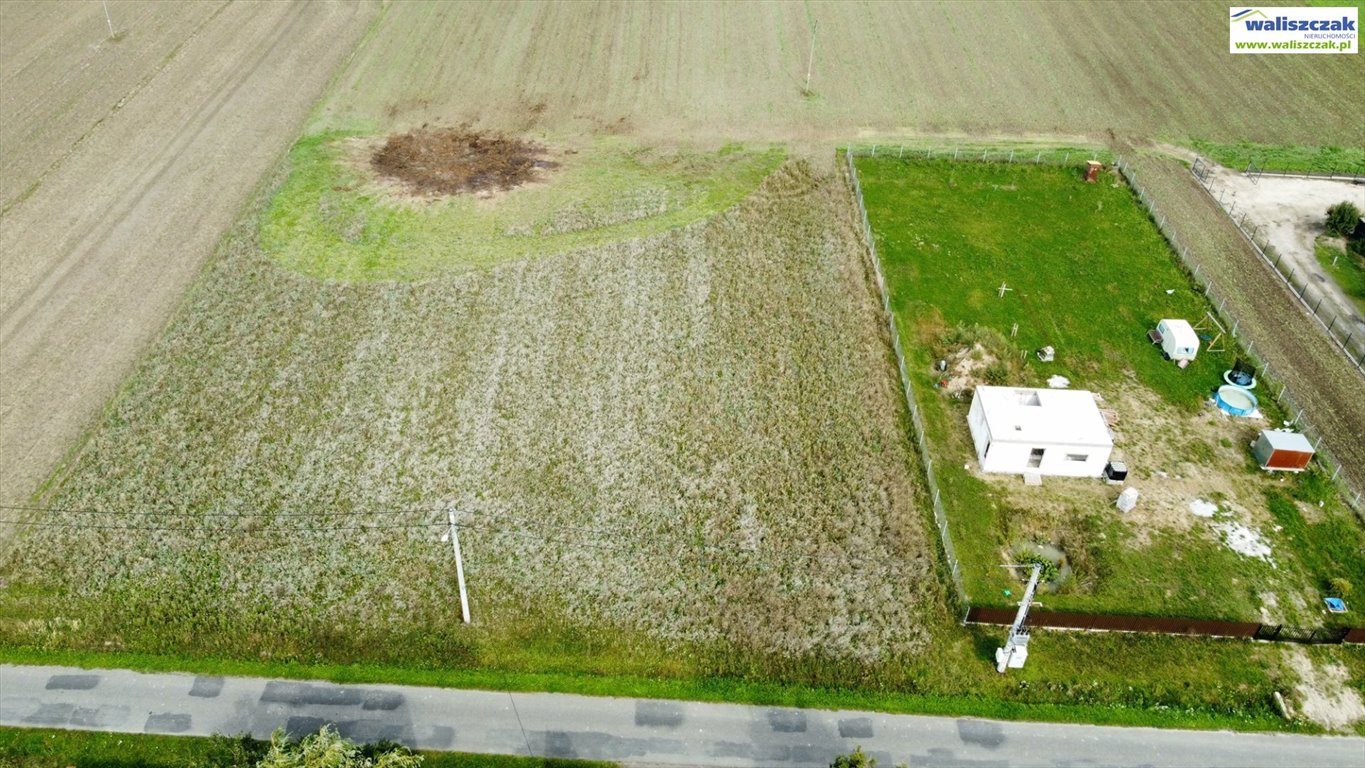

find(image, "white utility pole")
[101,0,115,38]
[996,563,1043,673]
[804,21,818,92]
[447,507,471,624]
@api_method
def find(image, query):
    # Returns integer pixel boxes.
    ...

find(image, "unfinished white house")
[967,386,1113,478]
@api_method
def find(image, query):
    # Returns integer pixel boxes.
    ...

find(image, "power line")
[0,502,435,518]
[0,518,445,533]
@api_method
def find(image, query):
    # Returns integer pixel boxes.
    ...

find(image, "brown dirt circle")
[370,125,558,196]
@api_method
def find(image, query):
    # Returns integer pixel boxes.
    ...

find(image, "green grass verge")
[0,727,612,768]
[1315,238,1365,316]
[854,156,1365,620]
[0,641,1306,734]
[262,133,783,280]
[1187,140,1365,175]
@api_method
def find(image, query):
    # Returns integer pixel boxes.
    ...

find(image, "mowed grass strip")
[263,133,782,281]
[856,156,1365,620]
[0,727,614,768]
[1189,141,1365,176]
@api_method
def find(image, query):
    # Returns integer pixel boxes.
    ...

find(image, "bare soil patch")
[1203,163,1365,333]
[370,126,558,197]
[1285,647,1365,731]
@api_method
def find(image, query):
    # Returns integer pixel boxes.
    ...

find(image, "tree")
[256,726,422,768]
[831,747,877,768]
[1325,201,1361,238]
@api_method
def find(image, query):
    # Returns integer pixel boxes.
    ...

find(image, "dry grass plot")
[0,161,940,668]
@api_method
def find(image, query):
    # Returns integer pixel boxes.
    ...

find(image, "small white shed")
[1156,318,1199,361]
[968,386,1114,478]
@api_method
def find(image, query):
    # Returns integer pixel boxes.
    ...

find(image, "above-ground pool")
[1223,369,1256,389]
[1215,385,1258,416]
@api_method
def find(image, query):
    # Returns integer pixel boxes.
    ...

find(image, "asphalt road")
[2,665,1362,767]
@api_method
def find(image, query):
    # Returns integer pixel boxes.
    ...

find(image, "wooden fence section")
[966,606,1363,645]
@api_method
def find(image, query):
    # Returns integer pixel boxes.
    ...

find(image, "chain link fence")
[1189,156,1365,371]
[844,146,1364,620]
[1116,157,1364,514]
[844,148,968,612]
[845,143,1114,167]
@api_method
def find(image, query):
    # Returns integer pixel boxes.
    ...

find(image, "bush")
[831,748,875,768]
[1018,552,1060,583]
[1349,236,1365,260]
[1325,201,1361,237]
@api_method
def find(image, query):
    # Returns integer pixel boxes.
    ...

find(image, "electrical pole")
[101,0,115,39]
[804,20,818,93]
[447,507,471,624]
[996,563,1043,673]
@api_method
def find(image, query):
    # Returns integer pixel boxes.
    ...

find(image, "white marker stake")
[448,508,471,624]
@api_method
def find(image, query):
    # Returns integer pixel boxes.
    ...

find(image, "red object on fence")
[1085,161,1102,183]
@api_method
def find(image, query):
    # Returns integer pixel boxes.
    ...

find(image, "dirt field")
[310,1,1363,148]
[1203,165,1365,335]
[0,1,379,509]
[0,2,230,209]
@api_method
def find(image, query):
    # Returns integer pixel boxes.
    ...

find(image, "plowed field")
[0,1,379,508]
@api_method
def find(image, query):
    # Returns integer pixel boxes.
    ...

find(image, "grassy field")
[0,143,1353,731]
[5,0,1364,737]
[0,152,945,672]
[1190,141,1365,176]
[307,2,1364,149]
[1315,238,1365,315]
[263,133,782,280]
[0,727,613,768]
[856,155,1365,622]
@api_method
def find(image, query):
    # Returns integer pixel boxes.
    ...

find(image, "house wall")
[968,393,991,463]
[979,439,1111,477]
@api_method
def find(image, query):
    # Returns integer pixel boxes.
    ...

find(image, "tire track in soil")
[0,1,378,509]
[0,1,233,216]
[0,2,309,344]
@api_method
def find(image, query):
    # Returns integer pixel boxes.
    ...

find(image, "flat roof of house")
[975,385,1114,448]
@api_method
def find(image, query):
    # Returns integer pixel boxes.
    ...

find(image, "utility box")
[1085,160,1102,183]
[1253,430,1315,472]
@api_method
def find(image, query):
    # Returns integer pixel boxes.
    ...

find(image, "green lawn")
[0,728,613,768]
[262,133,782,281]
[1315,238,1365,316]
[856,156,1365,620]
[1188,140,1365,175]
